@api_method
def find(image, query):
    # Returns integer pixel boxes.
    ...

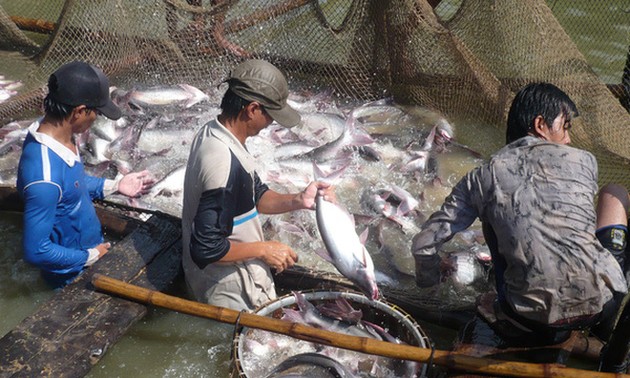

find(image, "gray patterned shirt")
[412,136,627,324]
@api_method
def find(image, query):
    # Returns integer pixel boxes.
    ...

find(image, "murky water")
[0,211,53,337]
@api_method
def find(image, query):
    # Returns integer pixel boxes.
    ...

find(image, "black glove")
[414,254,442,288]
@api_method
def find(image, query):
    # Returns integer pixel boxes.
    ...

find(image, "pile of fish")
[240,291,421,378]
[0,80,493,309]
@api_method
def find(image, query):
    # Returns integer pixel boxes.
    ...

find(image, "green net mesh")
[0,0,628,182]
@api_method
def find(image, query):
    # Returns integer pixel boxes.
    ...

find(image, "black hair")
[505,82,578,144]
[43,94,75,119]
[220,86,252,120]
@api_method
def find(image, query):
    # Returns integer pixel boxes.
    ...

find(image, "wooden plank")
[0,213,182,377]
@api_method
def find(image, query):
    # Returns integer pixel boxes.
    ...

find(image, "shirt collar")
[209,117,259,174]
[28,118,80,167]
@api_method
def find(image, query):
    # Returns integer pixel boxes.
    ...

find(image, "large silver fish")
[116,84,209,109]
[148,165,186,198]
[308,113,374,163]
[315,193,379,299]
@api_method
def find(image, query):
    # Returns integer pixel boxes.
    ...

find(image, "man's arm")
[22,183,90,274]
[190,188,298,273]
[84,174,106,200]
[189,188,232,268]
[256,180,334,214]
[411,174,479,287]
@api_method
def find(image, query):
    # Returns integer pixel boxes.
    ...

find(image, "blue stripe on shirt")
[233,209,258,226]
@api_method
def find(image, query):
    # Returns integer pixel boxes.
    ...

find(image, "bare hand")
[300,181,336,210]
[260,241,298,273]
[117,170,155,198]
[95,242,111,258]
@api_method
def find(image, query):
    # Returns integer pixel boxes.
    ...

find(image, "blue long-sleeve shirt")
[17,120,105,288]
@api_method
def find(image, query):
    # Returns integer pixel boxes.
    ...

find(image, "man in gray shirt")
[412,82,628,346]
[182,60,334,311]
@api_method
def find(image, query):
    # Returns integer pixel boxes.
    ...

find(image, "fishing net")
[0,0,628,184]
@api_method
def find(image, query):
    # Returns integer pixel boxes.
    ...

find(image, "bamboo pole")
[9,16,55,34]
[91,274,627,378]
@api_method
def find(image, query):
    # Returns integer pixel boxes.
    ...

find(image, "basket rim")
[231,289,430,378]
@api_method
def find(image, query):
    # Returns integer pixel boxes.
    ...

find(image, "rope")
[94,198,181,223]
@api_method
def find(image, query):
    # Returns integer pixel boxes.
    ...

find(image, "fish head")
[435,118,454,140]
[358,276,380,300]
[434,119,454,151]
[400,153,428,173]
[354,248,380,300]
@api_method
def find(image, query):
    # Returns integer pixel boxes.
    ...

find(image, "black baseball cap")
[226,59,300,127]
[47,61,122,120]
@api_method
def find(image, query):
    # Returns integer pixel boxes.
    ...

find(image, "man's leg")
[596,184,630,269]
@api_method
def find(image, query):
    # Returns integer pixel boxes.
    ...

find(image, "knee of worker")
[595,225,628,272]
[599,184,630,213]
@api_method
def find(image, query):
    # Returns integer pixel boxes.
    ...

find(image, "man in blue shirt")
[17,61,155,288]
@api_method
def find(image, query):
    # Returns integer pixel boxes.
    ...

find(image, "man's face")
[72,107,99,134]
[248,103,274,137]
[544,113,572,145]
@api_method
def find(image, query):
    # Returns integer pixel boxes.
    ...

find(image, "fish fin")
[317,299,363,323]
[334,297,363,322]
[346,108,375,146]
[311,157,351,185]
[292,291,319,316]
[360,247,369,267]
[358,227,369,245]
[180,84,209,108]
[312,161,327,183]
[314,247,334,263]
[421,124,438,150]
[281,308,305,324]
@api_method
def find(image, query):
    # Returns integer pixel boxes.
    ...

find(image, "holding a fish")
[181,59,335,312]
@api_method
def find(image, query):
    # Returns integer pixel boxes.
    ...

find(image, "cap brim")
[97,99,122,120]
[266,104,301,128]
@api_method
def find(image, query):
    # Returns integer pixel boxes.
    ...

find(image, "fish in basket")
[231,290,431,377]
